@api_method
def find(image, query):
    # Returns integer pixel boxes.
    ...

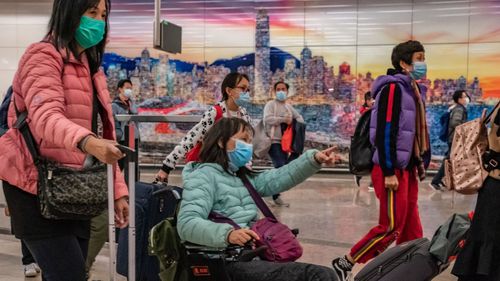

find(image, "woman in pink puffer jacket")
[0,0,128,280]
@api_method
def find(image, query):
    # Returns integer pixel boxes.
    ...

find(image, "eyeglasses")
[234,86,250,92]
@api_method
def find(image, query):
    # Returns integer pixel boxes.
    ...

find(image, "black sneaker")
[332,256,353,281]
[354,176,361,188]
[428,182,442,191]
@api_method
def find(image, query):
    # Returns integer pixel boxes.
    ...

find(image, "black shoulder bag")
[13,86,108,220]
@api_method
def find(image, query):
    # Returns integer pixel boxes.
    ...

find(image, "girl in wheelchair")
[177,117,339,281]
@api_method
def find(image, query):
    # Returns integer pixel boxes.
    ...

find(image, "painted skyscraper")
[254,9,271,101]
[139,48,154,99]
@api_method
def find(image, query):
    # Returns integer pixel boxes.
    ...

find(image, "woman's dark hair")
[364,91,372,102]
[117,79,132,89]
[46,0,110,74]
[221,73,249,101]
[199,117,255,175]
[274,81,289,91]
[391,40,425,72]
[453,90,467,103]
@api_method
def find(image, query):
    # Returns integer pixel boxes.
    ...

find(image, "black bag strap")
[13,108,41,164]
[208,211,241,229]
[91,84,100,134]
[238,175,277,221]
[209,175,278,228]
[484,100,500,125]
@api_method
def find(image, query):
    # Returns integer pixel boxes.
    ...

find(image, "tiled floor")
[0,171,476,281]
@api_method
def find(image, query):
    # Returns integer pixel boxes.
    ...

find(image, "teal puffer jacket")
[177,149,321,248]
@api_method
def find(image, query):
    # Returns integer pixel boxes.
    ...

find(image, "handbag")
[252,120,274,159]
[429,212,473,265]
[242,175,302,262]
[211,175,303,262]
[444,101,500,194]
[13,86,108,220]
[291,119,306,154]
[281,125,293,154]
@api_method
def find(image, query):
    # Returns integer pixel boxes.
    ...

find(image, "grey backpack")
[429,212,473,264]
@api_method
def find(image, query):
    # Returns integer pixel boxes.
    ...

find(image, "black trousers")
[24,235,89,281]
[268,143,300,200]
[225,260,338,281]
[432,144,451,185]
[21,240,36,265]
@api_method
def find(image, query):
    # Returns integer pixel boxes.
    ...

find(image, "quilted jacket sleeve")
[249,149,321,197]
[18,43,93,151]
[177,171,234,248]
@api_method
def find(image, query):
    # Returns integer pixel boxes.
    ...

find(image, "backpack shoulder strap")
[214,104,223,121]
[484,100,500,125]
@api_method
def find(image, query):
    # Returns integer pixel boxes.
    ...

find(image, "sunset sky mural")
[98,0,500,164]
[105,0,500,98]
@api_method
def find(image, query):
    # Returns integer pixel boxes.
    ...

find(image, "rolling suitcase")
[116,181,182,280]
[354,238,440,281]
[108,146,138,281]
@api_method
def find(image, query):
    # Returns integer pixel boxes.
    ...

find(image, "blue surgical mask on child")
[227,138,253,172]
[276,91,287,101]
[235,91,251,106]
[410,61,427,80]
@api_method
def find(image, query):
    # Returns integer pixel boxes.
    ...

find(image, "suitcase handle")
[108,145,137,281]
[152,186,182,200]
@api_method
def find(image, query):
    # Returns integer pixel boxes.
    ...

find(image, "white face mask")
[465,97,470,105]
[123,89,133,99]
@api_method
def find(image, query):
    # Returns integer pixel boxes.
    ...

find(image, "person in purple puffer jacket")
[332,40,431,281]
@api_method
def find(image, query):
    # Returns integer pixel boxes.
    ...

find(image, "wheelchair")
[183,241,270,281]
[149,217,266,281]
[182,242,238,281]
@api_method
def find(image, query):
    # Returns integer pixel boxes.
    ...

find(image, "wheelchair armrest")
[183,242,242,253]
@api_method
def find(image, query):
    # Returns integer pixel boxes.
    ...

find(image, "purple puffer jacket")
[369,73,429,170]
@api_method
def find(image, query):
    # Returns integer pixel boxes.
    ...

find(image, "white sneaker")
[24,263,39,277]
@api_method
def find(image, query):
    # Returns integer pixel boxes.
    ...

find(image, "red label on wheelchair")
[191,266,211,277]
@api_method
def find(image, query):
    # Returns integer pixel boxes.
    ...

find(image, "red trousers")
[349,165,423,264]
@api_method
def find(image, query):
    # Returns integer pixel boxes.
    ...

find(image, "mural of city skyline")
[103,0,500,166]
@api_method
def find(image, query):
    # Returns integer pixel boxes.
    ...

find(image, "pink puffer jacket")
[0,42,128,200]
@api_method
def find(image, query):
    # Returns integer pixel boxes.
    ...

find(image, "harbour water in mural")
[103,1,500,168]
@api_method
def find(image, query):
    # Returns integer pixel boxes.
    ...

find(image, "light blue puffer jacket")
[177,149,321,248]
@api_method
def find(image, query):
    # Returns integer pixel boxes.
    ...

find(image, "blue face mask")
[276,91,287,101]
[410,61,427,80]
[75,16,106,50]
[227,139,253,172]
[235,91,251,107]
